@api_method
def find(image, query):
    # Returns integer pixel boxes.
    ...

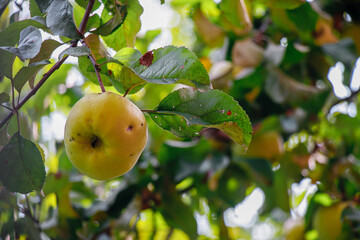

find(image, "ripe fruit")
[313,202,350,240]
[64,92,147,180]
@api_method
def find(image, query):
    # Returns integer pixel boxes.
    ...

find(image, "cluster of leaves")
[1,0,360,239]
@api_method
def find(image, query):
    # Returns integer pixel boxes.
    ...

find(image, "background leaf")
[160,183,197,240]
[101,0,143,51]
[0,132,46,193]
[92,2,127,36]
[262,0,305,9]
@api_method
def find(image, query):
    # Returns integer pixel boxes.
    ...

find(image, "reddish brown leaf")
[139,51,154,67]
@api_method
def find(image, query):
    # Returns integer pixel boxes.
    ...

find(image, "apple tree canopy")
[1,0,360,239]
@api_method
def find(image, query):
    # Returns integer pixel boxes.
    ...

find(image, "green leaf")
[0,26,42,61]
[286,2,318,32]
[0,48,15,78]
[233,157,273,187]
[109,66,146,95]
[158,139,211,181]
[161,183,197,240]
[112,47,142,64]
[261,167,290,213]
[148,88,252,153]
[84,34,108,60]
[263,0,305,9]
[217,164,248,206]
[218,0,250,35]
[29,0,42,17]
[0,132,46,193]
[265,67,322,104]
[29,39,62,65]
[92,2,127,36]
[129,46,211,90]
[46,0,81,39]
[34,0,53,13]
[75,0,100,11]
[0,92,10,104]
[84,14,101,33]
[108,46,211,94]
[107,48,144,94]
[13,60,50,92]
[78,56,112,86]
[58,46,90,60]
[102,0,143,51]
[0,18,47,47]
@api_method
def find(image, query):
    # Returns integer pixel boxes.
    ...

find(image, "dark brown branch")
[78,0,95,35]
[0,0,96,130]
[328,88,360,113]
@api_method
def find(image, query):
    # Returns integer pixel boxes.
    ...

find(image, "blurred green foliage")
[1,0,360,239]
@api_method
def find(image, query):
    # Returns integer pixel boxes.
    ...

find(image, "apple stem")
[141,110,162,114]
[123,82,144,97]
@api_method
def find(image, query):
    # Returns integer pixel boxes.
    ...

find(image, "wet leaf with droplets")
[148,88,252,153]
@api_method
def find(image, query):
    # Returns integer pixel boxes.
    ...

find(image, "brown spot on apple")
[91,135,102,148]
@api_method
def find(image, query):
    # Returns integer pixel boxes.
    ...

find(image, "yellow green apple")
[64,92,147,180]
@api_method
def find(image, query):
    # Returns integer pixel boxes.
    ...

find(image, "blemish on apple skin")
[130,154,133,157]
[77,133,81,136]
[141,123,144,126]
[91,135,102,148]
[127,125,133,131]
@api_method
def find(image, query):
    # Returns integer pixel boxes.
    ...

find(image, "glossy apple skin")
[64,92,147,180]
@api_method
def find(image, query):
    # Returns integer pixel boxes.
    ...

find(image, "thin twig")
[326,88,360,116]
[330,88,360,109]
[0,104,13,111]
[88,54,106,92]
